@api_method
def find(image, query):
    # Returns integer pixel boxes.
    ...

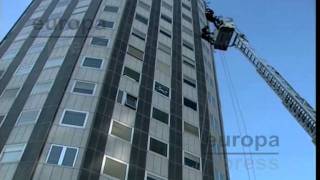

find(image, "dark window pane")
[104,5,119,12]
[91,37,109,46]
[123,67,140,82]
[184,98,197,111]
[155,82,170,97]
[61,111,87,127]
[160,27,171,38]
[62,147,77,166]
[127,45,144,60]
[135,13,148,25]
[149,138,167,157]
[47,145,63,165]
[132,28,146,41]
[152,108,168,124]
[182,3,191,11]
[73,81,95,95]
[161,14,172,24]
[96,20,114,28]
[161,1,172,11]
[183,75,196,88]
[138,0,151,11]
[182,13,192,23]
[82,57,103,68]
[183,40,194,51]
[184,153,200,170]
[125,94,137,110]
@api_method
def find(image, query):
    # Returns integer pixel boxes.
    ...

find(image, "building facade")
[0,0,229,179]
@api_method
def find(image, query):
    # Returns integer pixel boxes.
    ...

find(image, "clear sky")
[0,0,316,180]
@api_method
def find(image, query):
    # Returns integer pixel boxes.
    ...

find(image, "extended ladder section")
[202,6,316,143]
[232,34,316,142]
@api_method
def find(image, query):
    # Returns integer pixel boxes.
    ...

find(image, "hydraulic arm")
[202,8,316,143]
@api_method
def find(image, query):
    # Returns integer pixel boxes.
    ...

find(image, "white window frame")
[148,136,169,159]
[59,109,89,128]
[101,155,129,180]
[183,150,202,171]
[46,144,79,167]
[145,171,167,180]
[15,109,41,126]
[0,144,26,163]
[108,119,134,143]
[81,56,104,69]
[71,80,97,96]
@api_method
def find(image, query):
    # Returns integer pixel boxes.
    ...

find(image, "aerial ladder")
[201,8,316,143]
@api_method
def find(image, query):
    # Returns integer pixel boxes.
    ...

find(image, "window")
[123,67,140,82]
[110,120,133,142]
[72,81,96,95]
[182,3,191,11]
[138,0,151,11]
[184,152,201,170]
[0,144,25,163]
[15,65,33,75]
[184,122,199,137]
[16,110,39,125]
[183,75,196,88]
[156,60,170,74]
[158,42,171,55]
[135,13,148,25]
[60,110,88,128]
[44,58,63,69]
[183,40,194,51]
[127,45,144,61]
[152,107,169,124]
[162,1,172,11]
[1,88,19,99]
[91,37,109,46]
[159,26,171,38]
[183,56,195,69]
[102,156,127,180]
[82,57,103,68]
[184,97,197,111]
[149,137,168,157]
[117,90,138,110]
[104,5,119,13]
[182,25,193,36]
[31,81,53,95]
[154,81,170,97]
[147,173,166,180]
[182,13,192,23]
[161,14,172,24]
[131,28,146,41]
[46,145,78,167]
[96,20,114,28]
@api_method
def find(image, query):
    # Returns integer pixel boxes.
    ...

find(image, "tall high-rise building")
[0,0,229,179]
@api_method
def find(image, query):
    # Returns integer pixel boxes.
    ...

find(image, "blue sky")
[0,0,315,180]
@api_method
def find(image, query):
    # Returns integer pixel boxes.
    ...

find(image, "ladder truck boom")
[202,8,316,143]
